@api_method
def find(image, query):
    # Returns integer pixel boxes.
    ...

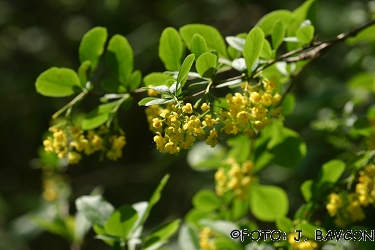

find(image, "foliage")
[3,0,375,249]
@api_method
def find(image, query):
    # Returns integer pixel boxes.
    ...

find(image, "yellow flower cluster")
[326,192,365,228]
[356,164,375,206]
[215,159,253,199]
[43,125,126,164]
[145,103,218,154]
[199,227,217,250]
[144,79,282,154]
[219,80,281,136]
[42,172,65,202]
[288,233,318,250]
[106,135,126,161]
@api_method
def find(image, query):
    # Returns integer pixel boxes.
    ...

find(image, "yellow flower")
[326,193,342,217]
[201,103,210,112]
[68,151,82,164]
[182,103,193,114]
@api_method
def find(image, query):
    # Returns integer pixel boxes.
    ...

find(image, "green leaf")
[81,102,117,130]
[79,27,108,70]
[300,180,314,202]
[296,25,314,45]
[191,34,208,60]
[282,94,295,116]
[101,78,126,93]
[159,27,184,71]
[128,70,142,92]
[275,217,293,232]
[227,135,251,162]
[78,60,91,87]
[249,184,289,222]
[104,205,139,239]
[225,36,245,52]
[32,216,73,242]
[35,67,81,97]
[136,174,170,229]
[318,160,345,185]
[286,0,316,50]
[178,224,200,250]
[243,27,264,75]
[179,24,228,58]
[192,189,221,212]
[260,39,273,60]
[227,33,247,59]
[353,117,372,136]
[231,198,248,221]
[347,25,375,45]
[266,122,306,169]
[76,195,115,227]
[143,73,175,87]
[138,97,159,106]
[107,34,133,85]
[143,219,180,250]
[272,20,285,50]
[128,201,148,238]
[256,10,293,36]
[177,54,195,86]
[195,52,217,79]
[347,72,374,105]
[185,208,213,228]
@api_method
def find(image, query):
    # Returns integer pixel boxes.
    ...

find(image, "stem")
[52,92,86,119]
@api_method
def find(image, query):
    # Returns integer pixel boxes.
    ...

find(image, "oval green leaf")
[179,24,228,58]
[35,67,81,97]
[79,27,108,70]
[196,52,217,79]
[318,159,345,185]
[191,34,208,60]
[192,189,221,212]
[107,34,133,86]
[256,10,293,36]
[143,219,180,250]
[272,19,285,50]
[104,205,139,239]
[159,27,184,71]
[81,102,117,130]
[243,27,264,76]
[143,72,175,87]
[177,54,195,86]
[296,25,314,45]
[250,184,289,222]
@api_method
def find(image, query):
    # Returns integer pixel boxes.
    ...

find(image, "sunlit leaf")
[177,54,195,86]
[104,205,139,239]
[180,24,228,58]
[35,67,81,97]
[256,10,293,36]
[107,35,133,85]
[81,102,117,130]
[79,27,108,70]
[196,52,217,79]
[192,189,221,212]
[159,27,184,71]
[250,184,288,222]
[243,27,264,75]
[191,34,208,60]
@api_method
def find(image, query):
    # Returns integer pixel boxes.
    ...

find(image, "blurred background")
[0,0,374,249]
